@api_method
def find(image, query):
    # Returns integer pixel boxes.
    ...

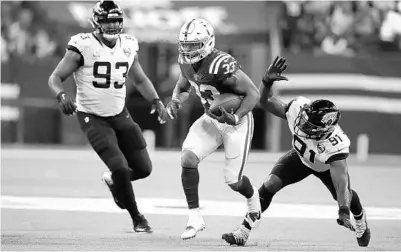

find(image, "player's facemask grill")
[295,101,340,140]
[91,1,124,41]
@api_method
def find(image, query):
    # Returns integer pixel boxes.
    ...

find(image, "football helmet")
[178,18,215,64]
[294,99,341,140]
[91,0,123,41]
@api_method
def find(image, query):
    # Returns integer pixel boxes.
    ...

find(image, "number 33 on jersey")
[287,97,351,172]
[67,33,139,116]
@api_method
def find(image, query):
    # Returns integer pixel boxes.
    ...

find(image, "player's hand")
[207,106,239,126]
[166,98,182,119]
[337,206,355,232]
[57,92,77,116]
[263,56,288,85]
[150,98,168,124]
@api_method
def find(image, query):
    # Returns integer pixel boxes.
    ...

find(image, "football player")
[166,18,262,240]
[48,0,168,233]
[222,56,371,246]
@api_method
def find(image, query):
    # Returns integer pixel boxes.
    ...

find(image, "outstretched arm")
[329,158,355,231]
[130,54,168,123]
[259,56,289,120]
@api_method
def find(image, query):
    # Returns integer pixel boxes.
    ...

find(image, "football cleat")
[222,225,250,246]
[181,209,206,240]
[102,171,125,209]
[133,214,153,233]
[355,209,371,247]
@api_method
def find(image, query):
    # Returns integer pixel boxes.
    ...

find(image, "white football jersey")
[286,96,351,172]
[68,33,139,116]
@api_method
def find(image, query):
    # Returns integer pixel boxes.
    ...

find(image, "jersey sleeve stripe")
[208,54,225,74]
[66,45,84,67]
[213,55,230,74]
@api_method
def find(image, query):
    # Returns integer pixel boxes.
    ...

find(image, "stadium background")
[2,1,401,251]
[2,0,401,155]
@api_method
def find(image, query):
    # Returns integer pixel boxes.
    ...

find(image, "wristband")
[56,91,66,101]
[262,78,274,88]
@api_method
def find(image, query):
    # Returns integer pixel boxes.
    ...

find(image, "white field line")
[2,195,401,220]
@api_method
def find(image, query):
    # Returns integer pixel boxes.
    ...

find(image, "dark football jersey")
[179,49,241,109]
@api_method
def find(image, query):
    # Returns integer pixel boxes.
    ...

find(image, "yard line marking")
[2,195,401,220]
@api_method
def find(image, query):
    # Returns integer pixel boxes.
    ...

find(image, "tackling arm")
[329,159,351,208]
[130,55,161,102]
[259,82,289,120]
[222,69,260,119]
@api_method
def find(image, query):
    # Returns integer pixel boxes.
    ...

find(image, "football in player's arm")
[48,41,168,123]
[167,68,259,126]
[259,56,354,230]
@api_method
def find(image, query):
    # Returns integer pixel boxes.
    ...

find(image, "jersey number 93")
[93,61,128,89]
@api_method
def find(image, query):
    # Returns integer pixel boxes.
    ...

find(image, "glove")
[207,106,239,126]
[166,98,182,119]
[336,206,355,231]
[262,56,288,87]
[57,92,77,116]
[150,98,168,124]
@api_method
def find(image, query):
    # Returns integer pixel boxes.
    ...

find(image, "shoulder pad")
[208,53,240,79]
[121,34,139,52]
[68,33,91,53]
[321,127,351,163]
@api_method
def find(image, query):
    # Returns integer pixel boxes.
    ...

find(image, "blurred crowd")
[282,1,401,56]
[1,1,64,63]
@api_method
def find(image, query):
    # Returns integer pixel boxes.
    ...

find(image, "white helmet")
[177,18,215,64]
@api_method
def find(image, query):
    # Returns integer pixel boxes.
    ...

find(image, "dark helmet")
[294,99,341,140]
[91,1,123,41]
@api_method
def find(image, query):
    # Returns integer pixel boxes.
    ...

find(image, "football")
[209,93,243,116]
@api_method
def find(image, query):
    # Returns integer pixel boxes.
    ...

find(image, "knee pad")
[107,156,129,173]
[181,150,200,168]
[263,174,283,194]
[228,175,254,198]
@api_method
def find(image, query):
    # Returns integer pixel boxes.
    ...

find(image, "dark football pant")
[260,149,362,215]
[77,108,152,219]
[77,107,151,180]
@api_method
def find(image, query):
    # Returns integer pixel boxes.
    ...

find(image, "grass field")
[1,147,401,251]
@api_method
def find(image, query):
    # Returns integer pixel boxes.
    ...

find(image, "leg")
[314,170,370,247]
[222,149,313,246]
[111,108,153,232]
[76,112,145,232]
[222,113,260,227]
[180,114,223,239]
[112,108,152,181]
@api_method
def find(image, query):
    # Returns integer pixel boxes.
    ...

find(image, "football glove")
[207,106,240,126]
[337,206,355,231]
[57,91,77,116]
[150,98,168,124]
[166,98,182,119]
[262,56,288,87]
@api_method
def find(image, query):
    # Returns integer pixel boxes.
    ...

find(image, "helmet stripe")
[184,19,196,39]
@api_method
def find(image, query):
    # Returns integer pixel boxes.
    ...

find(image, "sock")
[242,184,275,230]
[182,167,199,209]
[350,190,363,220]
[112,169,140,220]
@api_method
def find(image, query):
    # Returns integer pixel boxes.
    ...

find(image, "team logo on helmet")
[321,112,338,126]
